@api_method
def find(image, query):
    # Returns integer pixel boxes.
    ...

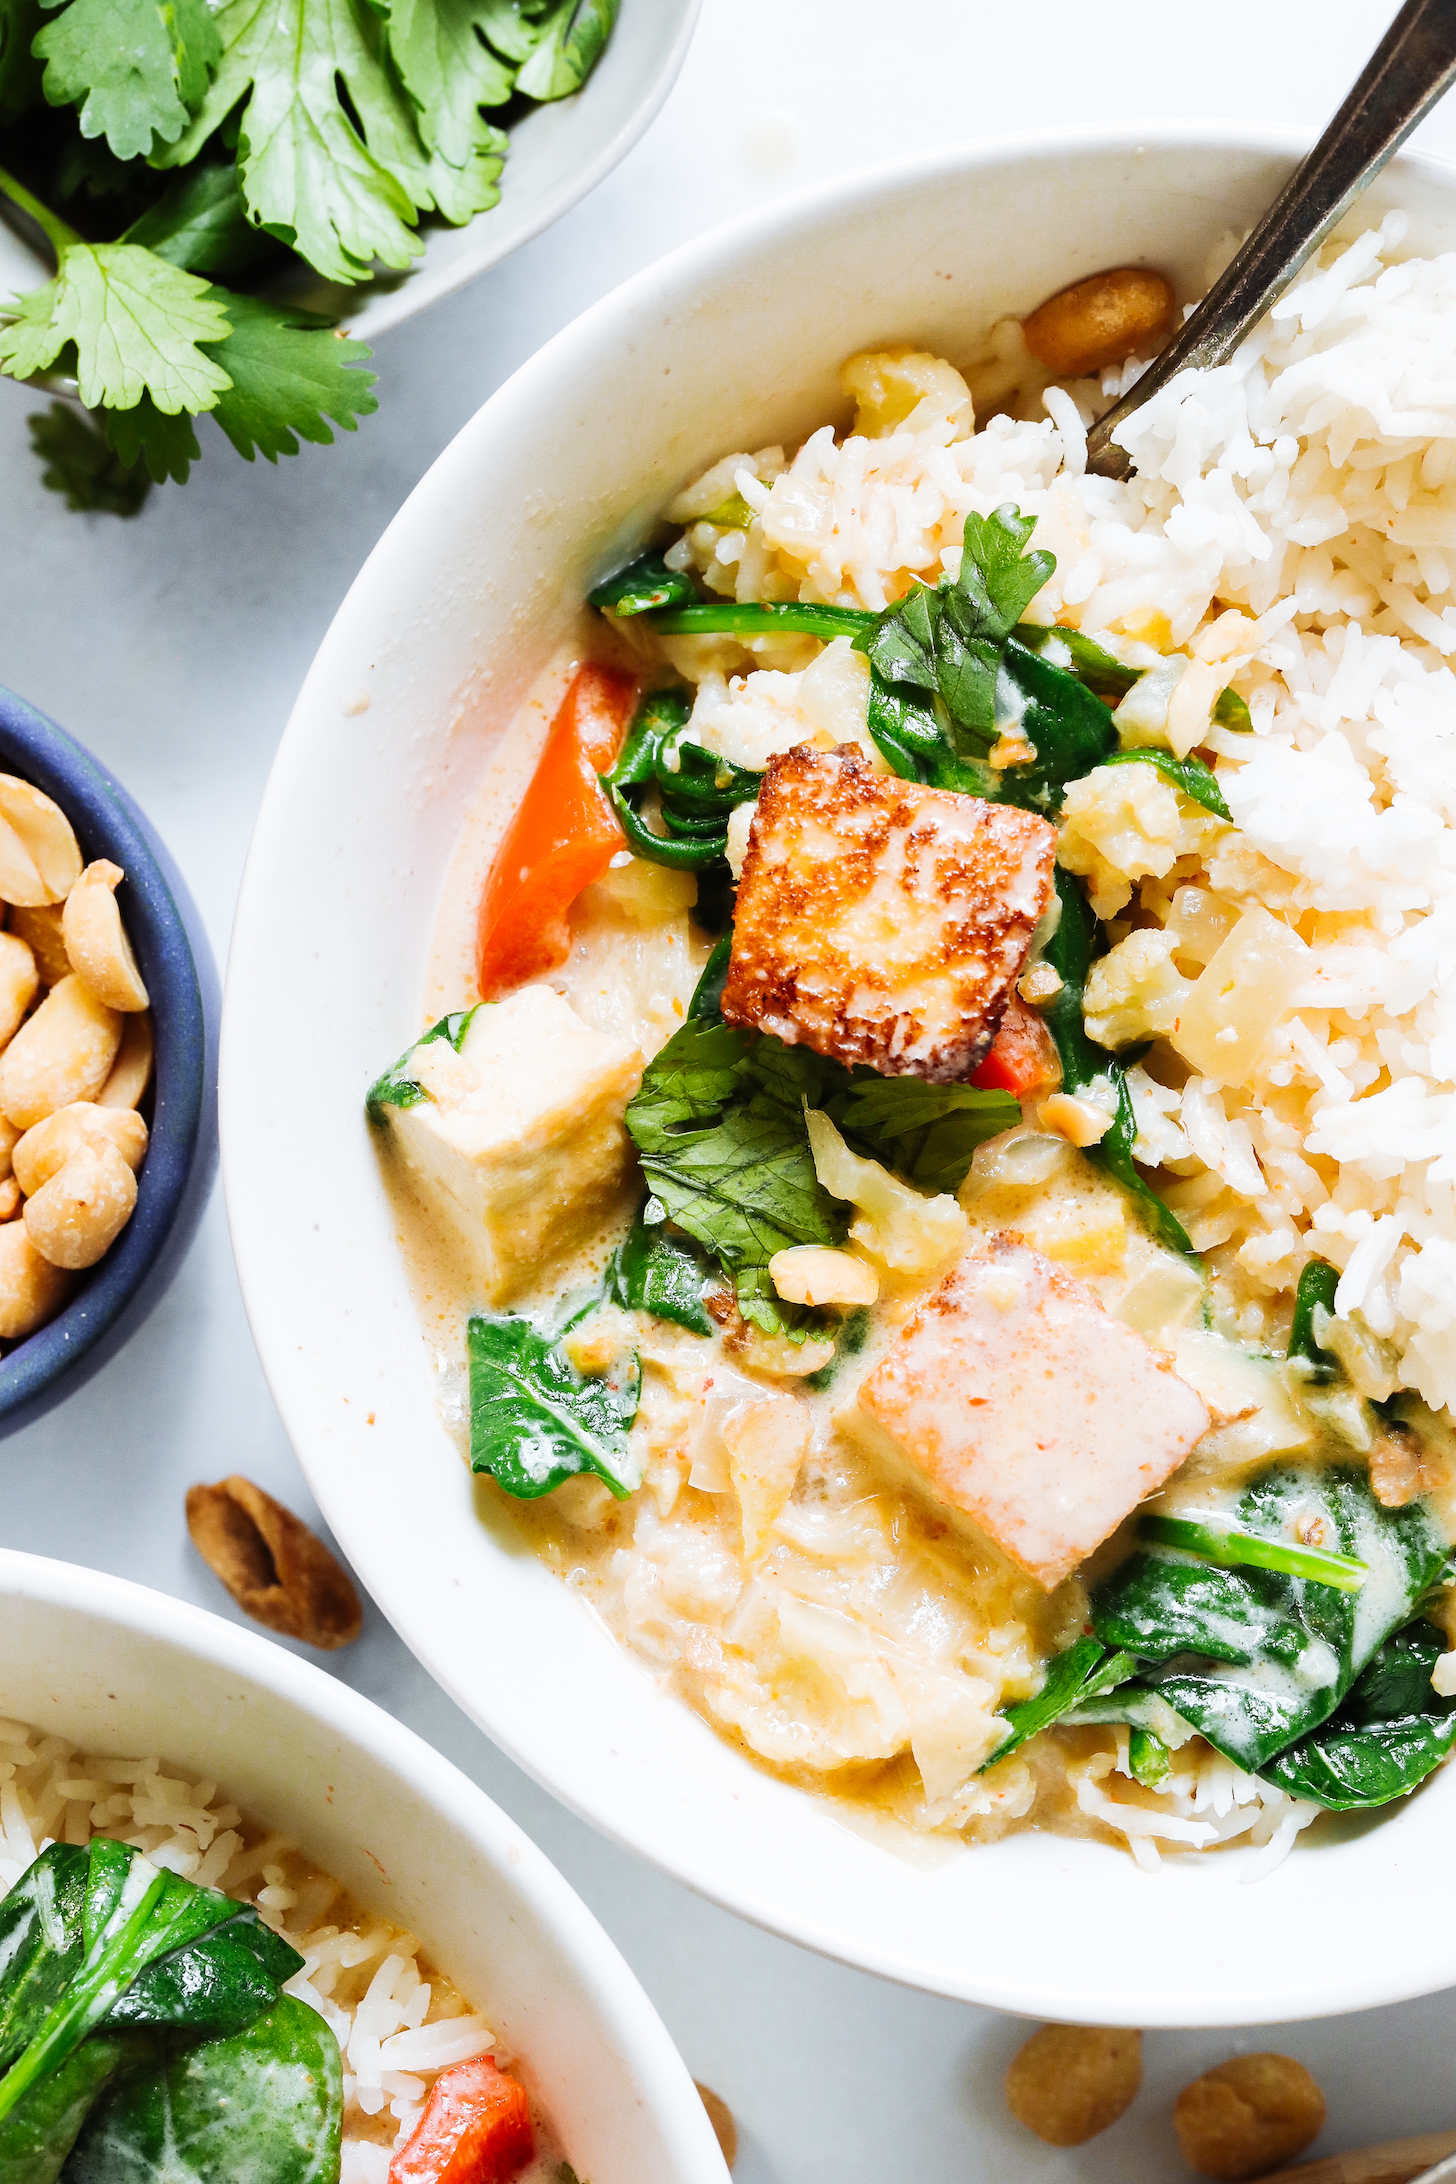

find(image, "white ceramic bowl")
[0,3,699,342]
[224,127,1456,2026]
[0,1548,727,2183]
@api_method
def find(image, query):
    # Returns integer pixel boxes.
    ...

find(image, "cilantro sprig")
[0,0,619,508]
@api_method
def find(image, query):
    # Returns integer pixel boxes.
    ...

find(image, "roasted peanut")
[186,1476,363,1649]
[0,1220,70,1337]
[62,860,148,1012]
[1022,267,1176,379]
[0,933,38,1049]
[97,1009,153,1110]
[9,904,72,988]
[0,975,122,1128]
[0,1177,20,1221]
[695,2085,738,2171]
[14,1102,148,1196]
[0,1114,19,1183]
[0,777,82,906]
[1173,2054,1326,2180]
[768,1244,879,1306]
[1005,2024,1142,2147]
[24,1140,137,1269]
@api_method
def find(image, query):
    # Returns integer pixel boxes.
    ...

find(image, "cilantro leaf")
[0,243,231,411]
[102,391,200,482]
[201,292,376,460]
[33,0,221,159]
[380,0,512,193]
[515,0,617,99]
[27,400,149,512]
[475,0,549,63]
[122,162,276,280]
[160,0,500,282]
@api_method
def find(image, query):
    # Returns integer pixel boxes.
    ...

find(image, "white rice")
[0,1718,522,2183]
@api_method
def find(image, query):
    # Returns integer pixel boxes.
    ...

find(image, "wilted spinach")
[609,1200,714,1336]
[1287,1258,1342,1382]
[597,688,760,875]
[980,1636,1138,1770]
[467,1306,641,1499]
[365,1007,479,1120]
[587,551,697,617]
[623,946,1013,1339]
[0,1838,331,2184]
[1082,1467,1448,1774]
[65,1997,342,2184]
[1260,1619,1456,1810]
[1100,748,1231,822]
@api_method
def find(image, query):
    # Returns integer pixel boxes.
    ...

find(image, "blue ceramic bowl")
[0,686,217,1432]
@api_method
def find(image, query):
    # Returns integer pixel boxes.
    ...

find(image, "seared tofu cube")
[856,1235,1209,1588]
[383,985,640,1304]
[721,744,1055,1081]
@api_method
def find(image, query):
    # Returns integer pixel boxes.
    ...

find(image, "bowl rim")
[225,121,1456,2025]
[0,1543,728,2176]
[0,684,216,1430]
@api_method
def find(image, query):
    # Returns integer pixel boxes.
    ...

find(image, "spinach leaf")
[861,677,993,797]
[467,1309,640,1499]
[598,688,760,874]
[1013,623,1139,703]
[625,1014,845,1276]
[1214,685,1253,732]
[0,1839,309,2172]
[609,1199,713,1335]
[64,1996,342,2184]
[588,550,697,617]
[824,1074,1018,1194]
[980,1637,1137,1770]
[1088,1467,1449,1773]
[1100,747,1231,822]
[365,1008,478,1119]
[0,2036,129,2184]
[1128,1729,1172,1789]
[1261,1620,1456,1810]
[645,601,876,642]
[1039,869,1196,1259]
[1287,1258,1341,1382]
[1137,1511,1367,1593]
[990,636,1119,813]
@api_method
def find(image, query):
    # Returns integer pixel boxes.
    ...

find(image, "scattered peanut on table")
[0,776,153,1343]
[1173,2054,1327,2179]
[1004,2024,1142,2146]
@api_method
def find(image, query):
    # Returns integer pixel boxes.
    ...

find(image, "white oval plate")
[0,1547,727,2182]
[224,126,1456,2026]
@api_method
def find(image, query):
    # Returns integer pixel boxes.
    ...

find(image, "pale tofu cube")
[722,744,1055,1081]
[383,985,640,1304]
[855,1235,1209,1588]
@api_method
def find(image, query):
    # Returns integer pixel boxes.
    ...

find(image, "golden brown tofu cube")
[857,1235,1209,1589]
[721,745,1056,1080]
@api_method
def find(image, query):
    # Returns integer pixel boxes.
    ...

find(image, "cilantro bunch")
[0,0,619,509]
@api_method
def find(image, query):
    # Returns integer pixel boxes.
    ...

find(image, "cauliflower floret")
[689,637,877,773]
[840,347,974,444]
[1058,763,1225,918]
[1083,928,1193,1049]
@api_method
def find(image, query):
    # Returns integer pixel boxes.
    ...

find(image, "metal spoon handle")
[1085,0,1456,478]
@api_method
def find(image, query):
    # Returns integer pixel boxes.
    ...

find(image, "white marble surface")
[2,3,1455,2175]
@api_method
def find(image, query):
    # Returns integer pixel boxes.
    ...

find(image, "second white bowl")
[0,1549,727,2182]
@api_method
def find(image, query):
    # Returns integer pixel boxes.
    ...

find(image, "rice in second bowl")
[373,208,1456,1876]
